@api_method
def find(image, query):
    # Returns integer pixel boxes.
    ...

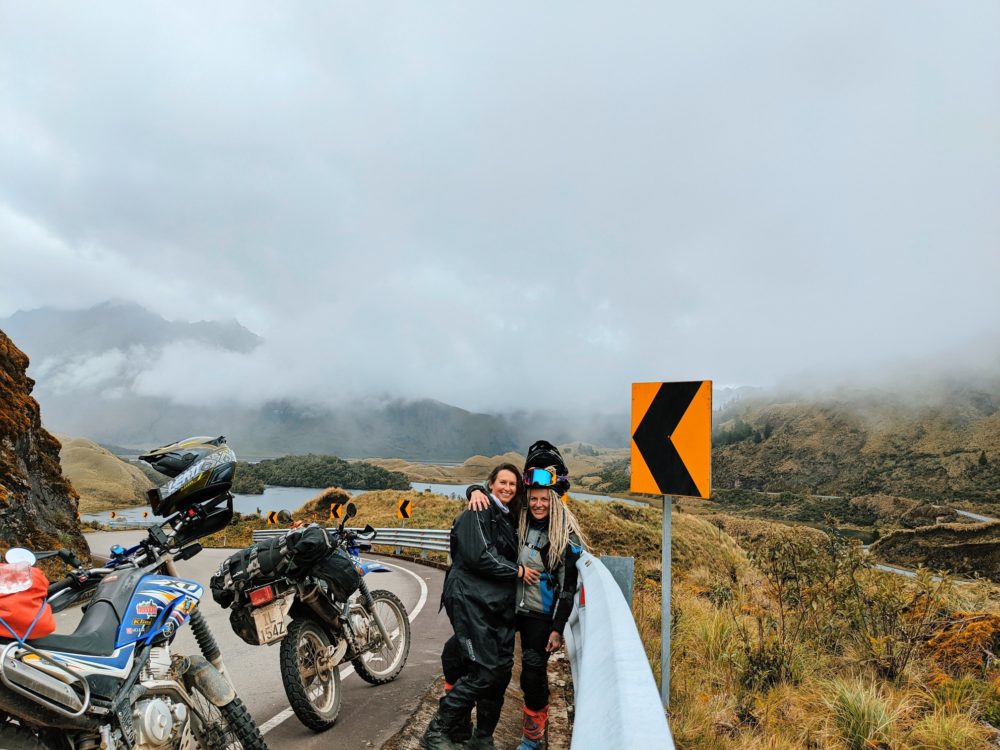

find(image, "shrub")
[927,613,1000,682]
[843,568,952,683]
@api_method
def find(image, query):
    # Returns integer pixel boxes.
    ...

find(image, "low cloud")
[2,2,998,413]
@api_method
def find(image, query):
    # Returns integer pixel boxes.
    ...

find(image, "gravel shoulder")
[381,641,573,750]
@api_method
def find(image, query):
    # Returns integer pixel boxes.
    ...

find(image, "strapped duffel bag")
[210,525,334,608]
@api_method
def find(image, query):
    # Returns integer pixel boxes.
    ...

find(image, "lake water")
[80,481,645,523]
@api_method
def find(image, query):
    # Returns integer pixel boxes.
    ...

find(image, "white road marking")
[258,557,430,736]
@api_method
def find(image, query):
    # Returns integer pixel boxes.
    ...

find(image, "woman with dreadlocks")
[465,440,587,750]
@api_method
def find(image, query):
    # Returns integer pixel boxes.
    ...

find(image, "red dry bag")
[0,567,56,641]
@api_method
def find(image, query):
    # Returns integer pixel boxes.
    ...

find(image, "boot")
[421,711,464,750]
[442,681,472,743]
[463,735,497,750]
[449,713,473,743]
[515,705,549,750]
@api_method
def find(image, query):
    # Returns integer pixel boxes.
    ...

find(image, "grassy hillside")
[713,386,1000,509]
[871,521,1000,580]
[57,435,154,512]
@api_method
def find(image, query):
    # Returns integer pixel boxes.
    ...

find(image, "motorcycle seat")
[1,567,149,657]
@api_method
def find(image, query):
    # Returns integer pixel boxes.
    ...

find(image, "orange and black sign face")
[330,503,344,520]
[397,498,411,520]
[630,381,712,498]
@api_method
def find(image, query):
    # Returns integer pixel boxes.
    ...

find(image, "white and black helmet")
[140,436,236,515]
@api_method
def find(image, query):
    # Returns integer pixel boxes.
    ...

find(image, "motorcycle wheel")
[279,617,342,732]
[351,589,410,685]
[0,725,53,750]
[188,685,268,750]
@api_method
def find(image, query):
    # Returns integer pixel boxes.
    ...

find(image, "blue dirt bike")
[0,436,268,749]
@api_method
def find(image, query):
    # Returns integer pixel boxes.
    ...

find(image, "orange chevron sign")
[630,381,712,498]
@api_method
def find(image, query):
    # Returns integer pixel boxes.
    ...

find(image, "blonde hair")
[519,486,588,570]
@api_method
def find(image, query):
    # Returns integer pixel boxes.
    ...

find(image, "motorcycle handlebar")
[57,548,83,568]
[47,577,75,598]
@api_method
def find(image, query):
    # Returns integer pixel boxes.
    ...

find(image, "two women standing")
[423,441,586,750]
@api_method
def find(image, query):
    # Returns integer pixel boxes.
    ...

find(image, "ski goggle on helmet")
[524,467,568,488]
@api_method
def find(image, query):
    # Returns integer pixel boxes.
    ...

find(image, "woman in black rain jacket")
[422,463,536,750]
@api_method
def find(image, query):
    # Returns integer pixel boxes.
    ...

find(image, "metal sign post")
[630,380,712,710]
[661,494,672,707]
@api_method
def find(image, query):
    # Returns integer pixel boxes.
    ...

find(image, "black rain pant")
[439,598,515,735]
[517,614,553,710]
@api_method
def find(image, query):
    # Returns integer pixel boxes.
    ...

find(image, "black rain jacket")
[441,498,519,672]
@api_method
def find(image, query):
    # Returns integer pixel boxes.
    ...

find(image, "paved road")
[955,508,996,524]
[77,531,451,749]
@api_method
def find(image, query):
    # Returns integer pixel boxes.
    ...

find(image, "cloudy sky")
[2,2,998,413]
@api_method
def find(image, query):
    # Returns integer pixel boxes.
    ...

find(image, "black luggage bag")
[210,525,333,608]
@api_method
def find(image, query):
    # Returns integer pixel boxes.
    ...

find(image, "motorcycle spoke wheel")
[351,589,410,685]
[188,688,266,750]
[279,618,342,732]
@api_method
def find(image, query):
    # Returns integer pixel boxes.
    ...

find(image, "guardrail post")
[598,556,635,606]
[395,518,406,556]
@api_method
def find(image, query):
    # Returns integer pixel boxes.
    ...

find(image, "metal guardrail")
[564,551,674,749]
[254,528,672,746]
[252,527,450,553]
[105,520,157,530]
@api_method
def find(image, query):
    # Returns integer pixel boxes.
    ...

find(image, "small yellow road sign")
[397,498,412,520]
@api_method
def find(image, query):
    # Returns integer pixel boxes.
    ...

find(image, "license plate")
[253,601,287,644]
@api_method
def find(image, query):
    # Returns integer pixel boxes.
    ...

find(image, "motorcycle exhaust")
[0,644,90,719]
[0,685,99,731]
[0,643,90,726]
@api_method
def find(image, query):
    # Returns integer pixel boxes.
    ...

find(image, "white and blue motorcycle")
[0,436,268,750]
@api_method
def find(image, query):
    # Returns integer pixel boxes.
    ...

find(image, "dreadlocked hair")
[519,487,589,570]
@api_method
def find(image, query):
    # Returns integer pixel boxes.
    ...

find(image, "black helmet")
[140,436,236,515]
[523,440,570,496]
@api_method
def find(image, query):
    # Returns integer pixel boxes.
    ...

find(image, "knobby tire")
[279,617,342,732]
[351,589,410,685]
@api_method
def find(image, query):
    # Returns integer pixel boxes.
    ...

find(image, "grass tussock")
[908,710,992,750]
[824,678,902,749]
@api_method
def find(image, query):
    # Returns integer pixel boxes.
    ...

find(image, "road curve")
[78,531,451,750]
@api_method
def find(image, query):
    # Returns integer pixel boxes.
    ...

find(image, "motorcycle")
[214,503,410,732]
[0,437,268,749]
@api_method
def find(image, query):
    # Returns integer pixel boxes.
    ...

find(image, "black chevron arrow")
[399,499,411,518]
[633,381,702,497]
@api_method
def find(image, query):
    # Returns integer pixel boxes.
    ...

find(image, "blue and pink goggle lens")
[524,468,568,487]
